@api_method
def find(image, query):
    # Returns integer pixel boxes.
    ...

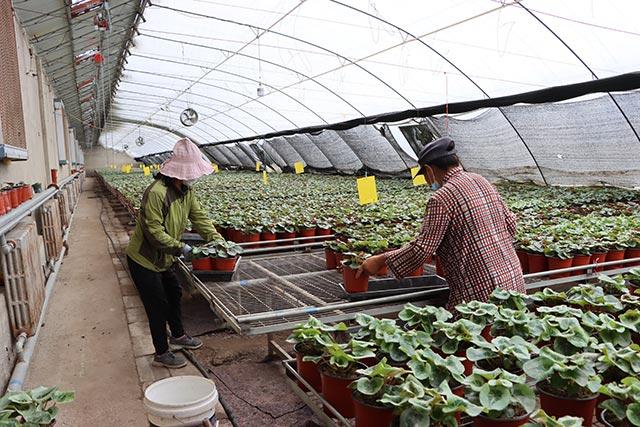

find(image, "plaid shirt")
[386,166,525,310]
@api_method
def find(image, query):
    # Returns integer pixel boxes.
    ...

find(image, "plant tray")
[191,257,241,282]
[338,274,449,301]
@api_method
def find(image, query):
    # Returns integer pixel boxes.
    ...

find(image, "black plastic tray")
[339,274,449,301]
[191,256,241,282]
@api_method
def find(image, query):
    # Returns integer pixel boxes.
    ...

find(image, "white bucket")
[144,376,218,427]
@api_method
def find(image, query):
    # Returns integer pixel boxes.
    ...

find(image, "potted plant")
[581,312,632,348]
[379,376,480,427]
[341,251,371,293]
[286,316,347,392]
[544,241,573,278]
[625,268,640,292]
[598,275,631,297]
[350,358,408,427]
[407,347,466,394]
[598,376,640,427]
[489,288,531,311]
[398,303,452,334]
[191,245,215,270]
[209,240,243,271]
[530,313,594,355]
[305,338,376,418]
[466,335,539,375]
[566,285,624,314]
[324,240,348,270]
[490,308,537,341]
[523,347,601,426]
[275,222,296,243]
[523,240,547,273]
[0,386,75,426]
[595,343,640,421]
[531,288,569,308]
[454,301,498,341]
[433,319,486,375]
[464,368,537,427]
[523,409,584,427]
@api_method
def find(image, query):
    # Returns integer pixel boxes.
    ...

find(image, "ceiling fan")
[180,108,198,127]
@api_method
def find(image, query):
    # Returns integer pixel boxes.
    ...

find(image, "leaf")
[29,386,56,402]
[479,383,510,411]
[601,398,626,421]
[354,377,384,396]
[52,390,75,404]
[399,407,431,427]
[7,392,31,405]
[627,403,640,427]
[512,383,537,413]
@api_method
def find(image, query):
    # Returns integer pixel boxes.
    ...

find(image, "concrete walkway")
[26,178,147,426]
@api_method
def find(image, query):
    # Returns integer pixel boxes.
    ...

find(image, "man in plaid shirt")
[358,137,525,310]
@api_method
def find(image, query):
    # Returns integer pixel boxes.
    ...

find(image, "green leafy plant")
[0,386,75,426]
[566,284,624,313]
[463,368,536,420]
[433,319,486,354]
[595,343,640,384]
[598,376,640,427]
[489,288,531,311]
[523,346,601,399]
[581,311,632,347]
[626,268,640,288]
[407,347,466,389]
[399,303,452,334]
[531,288,569,307]
[350,358,408,405]
[466,335,539,373]
[193,240,243,259]
[490,308,537,339]
[380,375,480,427]
[523,409,584,427]
[340,251,371,269]
[454,301,498,327]
[529,314,595,355]
[286,316,347,357]
[598,274,631,296]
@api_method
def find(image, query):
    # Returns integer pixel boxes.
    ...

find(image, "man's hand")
[356,254,387,278]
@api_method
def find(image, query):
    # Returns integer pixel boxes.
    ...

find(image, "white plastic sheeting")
[98,0,640,184]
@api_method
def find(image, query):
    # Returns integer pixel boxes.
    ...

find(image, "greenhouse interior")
[0,0,639,426]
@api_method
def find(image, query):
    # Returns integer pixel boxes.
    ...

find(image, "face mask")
[431,182,441,191]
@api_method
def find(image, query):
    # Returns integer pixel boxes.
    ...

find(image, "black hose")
[182,349,239,427]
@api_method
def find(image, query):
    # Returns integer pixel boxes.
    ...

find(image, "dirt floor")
[187,311,320,427]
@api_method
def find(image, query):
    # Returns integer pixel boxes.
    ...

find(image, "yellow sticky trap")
[294,162,304,174]
[357,176,378,205]
[256,161,261,171]
[410,166,427,186]
[263,170,269,185]
[143,166,151,176]
[212,163,219,173]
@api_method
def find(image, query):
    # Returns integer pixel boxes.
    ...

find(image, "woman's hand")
[356,254,386,278]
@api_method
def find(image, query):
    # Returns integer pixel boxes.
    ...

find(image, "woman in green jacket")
[126,138,223,368]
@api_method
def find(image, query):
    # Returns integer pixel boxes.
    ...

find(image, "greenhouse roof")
[13,0,640,184]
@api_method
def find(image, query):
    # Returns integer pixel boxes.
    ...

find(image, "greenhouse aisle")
[25,178,147,426]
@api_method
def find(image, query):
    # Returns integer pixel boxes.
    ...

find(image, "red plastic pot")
[473,412,531,427]
[335,252,344,266]
[343,266,369,293]
[298,228,316,238]
[242,232,260,248]
[320,363,364,418]
[316,228,332,240]
[228,229,243,243]
[3,192,11,213]
[9,189,19,208]
[592,252,607,273]
[605,249,626,271]
[325,249,337,270]
[276,231,296,245]
[547,256,573,279]
[527,253,547,273]
[294,343,321,392]
[626,248,640,267]
[260,232,277,247]
[0,193,5,216]
[352,392,394,427]
[481,324,492,342]
[516,250,529,274]
[407,265,425,277]
[456,350,474,376]
[572,254,592,277]
[213,257,238,272]
[217,227,229,240]
[192,257,213,271]
[537,383,598,427]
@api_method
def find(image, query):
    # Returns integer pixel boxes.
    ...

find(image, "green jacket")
[126,179,222,272]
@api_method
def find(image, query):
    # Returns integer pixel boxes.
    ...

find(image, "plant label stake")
[294,162,305,174]
[256,161,261,171]
[263,170,269,185]
[410,166,427,186]
[143,166,151,176]
[357,176,378,205]
[212,163,219,173]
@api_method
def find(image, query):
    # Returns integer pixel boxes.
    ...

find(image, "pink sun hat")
[160,138,213,180]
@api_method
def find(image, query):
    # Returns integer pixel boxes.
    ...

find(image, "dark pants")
[127,256,185,355]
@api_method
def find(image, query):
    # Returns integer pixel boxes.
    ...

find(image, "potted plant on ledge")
[523,347,601,427]
[598,376,640,427]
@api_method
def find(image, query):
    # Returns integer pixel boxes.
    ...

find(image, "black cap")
[417,137,456,174]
